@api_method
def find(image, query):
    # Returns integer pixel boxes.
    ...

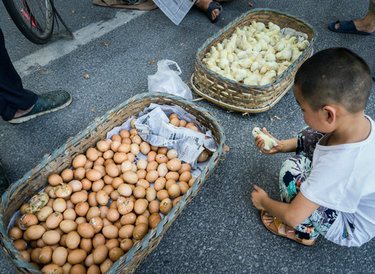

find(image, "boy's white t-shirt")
[300,116,375,247]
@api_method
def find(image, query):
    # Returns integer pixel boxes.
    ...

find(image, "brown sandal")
[260,210,316,246]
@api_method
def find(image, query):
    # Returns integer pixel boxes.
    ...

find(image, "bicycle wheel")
[2,0,54,44]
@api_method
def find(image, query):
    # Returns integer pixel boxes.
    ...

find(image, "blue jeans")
[279,127,338,240]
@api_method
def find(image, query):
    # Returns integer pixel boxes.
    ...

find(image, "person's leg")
[194,0,222,23]
[332,0,375,34]
[0,28,37,121]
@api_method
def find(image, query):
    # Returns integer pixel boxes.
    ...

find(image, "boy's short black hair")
[294,47,372,113]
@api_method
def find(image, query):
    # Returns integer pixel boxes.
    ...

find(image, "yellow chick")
[252,127,278,150]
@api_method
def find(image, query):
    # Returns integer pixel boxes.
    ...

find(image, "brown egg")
[9,227,23,240]
[103,175,114,185]
[70,264,86,274]
[31,248,42,263]
[86,169,102,182]
[179,171,192,182]
[89,216,103,234]
[87,265,100,274]
[165,179,176,190]
[122,171,138,184]
[120,212,136,225]
[81,178,92,191]
[146,161,158,172]
[130,144,140,155]
[39,246,53,264]
[73,167,86,180]
[93,244,108,264]
[179,120,187,127]
[96,140,110,152]
[110,140,121,152]
[92,179,104,192]
[135,215,148,226]
[105,238,119,250]
[113,152,127,164]
[108,247,124,261]
[92,233,105,248]
[67,249,87,264]
[118,143,131,154]
[78,222,95,238]
[116,198,134,215]
[41,264,63,274]
[72,154,87,169]
[54,184,73,199]
[136,179,149,189]
[145,170,158,183]
[71,190,88,204]
[94,156,105,166]
[169,113,178,120]
[107,208,120,222]
[68,180,82,192]
[157,147,168,155]
[160,198,172,214]
[48,174,63,186]
[86,206,100,220]
[80,238,93,253]
[157,190,169,201]
[66,200,74,209]
[42,230,61,245]
[59,220,77,233]
[100,206,109,219]
[154,177,166,191]
[173,196,182,206]
[20,250,30,262]
[139,142,150,155]
[120,238,133,251]
[134,199,148,215]
[168,183,181,198]
[75,216,87,225]
[103,150,114,160]
[132,186,145,199]
[166,171,179,181]
[133,223,148,240]
[178,163,191,174]
[170,117,180,126]
[103,185,114,195]
[149,213,162,228]
[110,190,120,201]
[86,147,100,162]
[147,151,157,162]
[166,158,182,171]
[61,263,72,274]
[102,225,118,239]
[18,213,38,229]
[111,134,122,142]
[66,231,80,249]
[88,192,98,207]
[156,163,167,177]
[111,177,124,189]
[61,169,74,182]
[189,177,196,187]
[100,258,113,273]
[119,224,134,239]
[96,190,109,206]
[178,181,189,195]
[46,212,63,229]
[14,239,27,251]
[85,254,94,268]
[148,200,160,214]
[155,154,168,164]
[62,208,76,220]
[35,238,45,248]
[52,198,66,213]
[119,129,130,138]
[84,160,94,170]
[198,150,209,162]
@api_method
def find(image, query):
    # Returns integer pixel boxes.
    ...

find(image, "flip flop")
[260,210,316,246]
[205,1,223,23]
[328,20,372,35]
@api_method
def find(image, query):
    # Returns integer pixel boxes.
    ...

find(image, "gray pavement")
[1,0,375,273]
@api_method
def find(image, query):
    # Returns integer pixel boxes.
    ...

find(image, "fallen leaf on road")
[149,60,155,65]
[223,145,230,154]
[82,16,86,19]
[71,10,75,14]
[91,108,96,113]
[274,115,281,120]
[83,74,90,79]
[248,1,253,6]
[270,117,274,121]
[102,42,110,47]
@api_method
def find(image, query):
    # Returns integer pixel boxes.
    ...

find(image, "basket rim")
[195,8,317,89]
[0,91,226,273]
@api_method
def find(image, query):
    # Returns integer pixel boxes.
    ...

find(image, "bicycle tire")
[2,0,54,44]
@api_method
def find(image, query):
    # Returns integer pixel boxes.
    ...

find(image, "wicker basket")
[0,92,226,273]
[191,8,316,113]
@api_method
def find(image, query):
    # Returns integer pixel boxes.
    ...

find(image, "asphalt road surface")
[0,0,375,273]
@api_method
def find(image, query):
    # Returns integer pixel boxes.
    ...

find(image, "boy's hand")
[251,185,269,211]
[254,128,282,154]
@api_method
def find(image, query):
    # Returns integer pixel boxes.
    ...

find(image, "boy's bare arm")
[279,137,297,153]
[251,186,319,227]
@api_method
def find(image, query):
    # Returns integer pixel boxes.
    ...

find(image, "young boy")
[251,47,375,247]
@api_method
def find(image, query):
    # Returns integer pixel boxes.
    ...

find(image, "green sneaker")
[0,162,10,194]
[8,90,72,124]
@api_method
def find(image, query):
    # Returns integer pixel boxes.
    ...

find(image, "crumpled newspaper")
[106,103,217,173]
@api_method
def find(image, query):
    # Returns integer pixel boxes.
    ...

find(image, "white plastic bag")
[148,59,193,101]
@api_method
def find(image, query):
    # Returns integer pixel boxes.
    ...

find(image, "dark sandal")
[328,20,372,35]
[260,210,316,246]
[205,1,222,23]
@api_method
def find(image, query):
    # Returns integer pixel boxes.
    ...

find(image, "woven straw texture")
[0,92,226,273]
[191,8,316,113]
